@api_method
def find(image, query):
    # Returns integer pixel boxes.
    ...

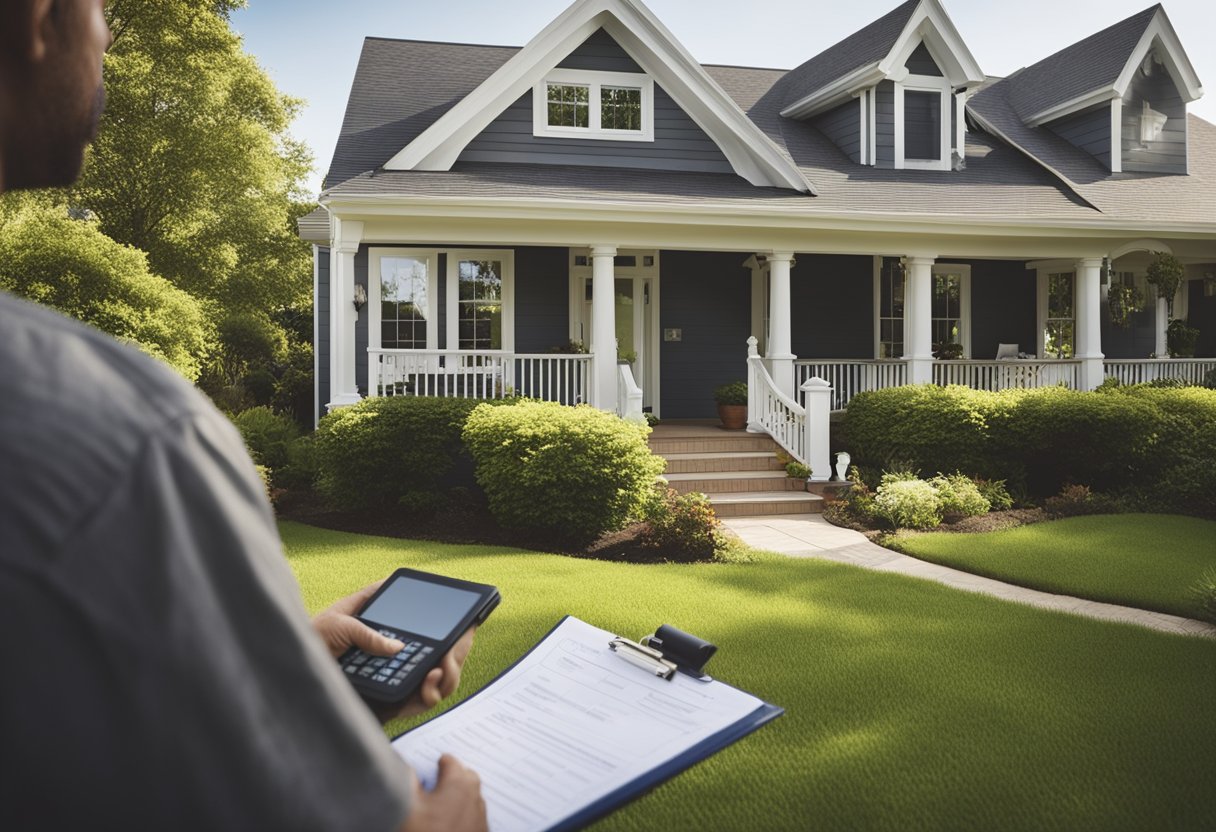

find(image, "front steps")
[649,424,823,517]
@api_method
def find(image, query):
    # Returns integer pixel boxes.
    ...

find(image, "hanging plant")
[1107,283,1143,328]
[1145,252,1185,317]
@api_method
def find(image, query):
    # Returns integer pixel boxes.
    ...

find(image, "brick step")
[665,471,803,494]
[649,434,777,456]
[661,451,784,475]
[708,491,824,517]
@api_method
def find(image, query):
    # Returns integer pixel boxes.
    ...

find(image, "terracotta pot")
[717,403,748,430]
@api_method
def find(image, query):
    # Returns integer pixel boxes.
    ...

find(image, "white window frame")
[533,69,655,142]
[873,257,906,359]
[931,264,972,358]
[368,248,439,351]
[895,74,952,171]
[1036,268,1077,359]
[445,250,515,353]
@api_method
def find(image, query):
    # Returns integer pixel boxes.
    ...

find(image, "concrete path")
[723,514,1216,639]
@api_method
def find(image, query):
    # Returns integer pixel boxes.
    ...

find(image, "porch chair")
[994,343,1019,361]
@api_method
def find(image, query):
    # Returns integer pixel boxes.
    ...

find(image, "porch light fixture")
[352,283,368,311]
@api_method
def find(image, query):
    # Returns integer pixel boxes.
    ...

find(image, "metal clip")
[608,636,677,680]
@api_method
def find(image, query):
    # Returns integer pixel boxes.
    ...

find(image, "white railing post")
[766,253,796,398]
[746,336,763,432]
[801,377,832,483]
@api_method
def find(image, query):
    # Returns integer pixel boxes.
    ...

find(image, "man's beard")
[4,79,106,191]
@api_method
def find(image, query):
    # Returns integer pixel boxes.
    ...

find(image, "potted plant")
[1167,318,1199,357]
[1146,252,1185,317]
[932,342,964,360]
[713,381,749,430]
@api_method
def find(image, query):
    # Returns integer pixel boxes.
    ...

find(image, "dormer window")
[533,70,654,141]
[896,76,953,171]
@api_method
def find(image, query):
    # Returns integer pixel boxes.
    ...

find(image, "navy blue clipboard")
[392,615,784,832]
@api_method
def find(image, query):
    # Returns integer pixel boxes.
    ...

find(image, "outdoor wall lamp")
[352,283,368,311]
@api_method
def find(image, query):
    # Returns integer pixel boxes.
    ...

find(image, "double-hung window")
[875,261,971,358]
[534,70,654,141]
[1043,272,1075,358]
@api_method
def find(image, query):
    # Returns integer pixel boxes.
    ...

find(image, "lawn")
[894,514,1216,620]
[282,521,1216,832]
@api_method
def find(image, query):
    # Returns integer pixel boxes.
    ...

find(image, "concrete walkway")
[723,514,1216,639]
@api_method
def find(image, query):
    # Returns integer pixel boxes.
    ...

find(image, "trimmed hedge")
[463,401,665,549]
[314,396,499,511]
[846,385,1216,515]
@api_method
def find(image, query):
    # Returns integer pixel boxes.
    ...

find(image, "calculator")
[338,568,500,704]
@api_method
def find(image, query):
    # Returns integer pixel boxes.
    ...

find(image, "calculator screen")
[361,578,483,640]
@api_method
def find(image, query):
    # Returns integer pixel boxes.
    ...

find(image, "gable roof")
[1004,4,1202,126]
[380,0,812,193]
[779,0,984,120]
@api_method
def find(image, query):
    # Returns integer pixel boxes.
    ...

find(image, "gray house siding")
[963,260,1038,360]
[514,247,571,354]
[875,80,895,168]
[659,250,751,418]
[904,43,943,76]
[814,101,861,164]
[1121,65,1187,174]
[458,29,734,174]
[316,247,330,423]
[1189,280,1216,358]
[1047,104,1112,169]
[791,255,873,358]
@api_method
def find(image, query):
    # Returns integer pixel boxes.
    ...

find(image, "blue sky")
[231,0,1216,196]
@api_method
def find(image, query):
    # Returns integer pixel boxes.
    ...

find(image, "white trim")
[368,247,440,352]
[382,0,811,193]
[1025,89,1121,128]
[1036,266,1077,359]
[872,256,884,359]
[894,83,905,169]
[858,93,868,165]
[533,69,655,142]
[954,91,966,160]
[1109,98,1123,173]
[445,250,516,352]
[868,88,878,166]
[312,244,320,428]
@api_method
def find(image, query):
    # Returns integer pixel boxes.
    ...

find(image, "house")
[300,0,1216,440]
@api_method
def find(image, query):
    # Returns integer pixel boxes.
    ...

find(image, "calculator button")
[349,653,368,665]
[358,666,375,677]
[388,661,402,669]
[344,665,357,674]
[372,674,389,682]
[369,658,387,667]
[387,679,402,687]
[419,647,433,656]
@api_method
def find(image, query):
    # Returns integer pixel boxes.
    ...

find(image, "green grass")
[282,521,1216,832]
[894,514,1216,620]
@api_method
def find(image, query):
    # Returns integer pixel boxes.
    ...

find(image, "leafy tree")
[74,0,314,336]
[0,193,212,380]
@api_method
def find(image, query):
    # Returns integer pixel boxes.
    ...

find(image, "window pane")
[547,84,589,128]
[457,259,503,351]
[602,86,642,131]
[380,257,429,349]
[904,90,941,160]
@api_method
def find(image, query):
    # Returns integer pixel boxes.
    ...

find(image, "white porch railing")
[369,349,590,406]
[1103,358,1216,386]
[933,360,1081,391]
[749,348,807,464]
[794,360,907,411]
[617,363,644,421]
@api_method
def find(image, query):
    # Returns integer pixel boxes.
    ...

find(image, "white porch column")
[1075,257,1106,390]
[903,255,936,385]
[590,245,619,413]
[1154,295,1169,357]
[327,219,364,409]
[766,252,796,398]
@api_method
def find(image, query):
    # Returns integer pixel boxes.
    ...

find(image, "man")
[0,2,486,829]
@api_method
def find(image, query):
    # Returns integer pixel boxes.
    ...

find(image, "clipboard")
[391,615,783,832]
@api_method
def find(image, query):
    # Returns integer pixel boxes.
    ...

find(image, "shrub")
[1203,368,1216,390]
[463,401,666,549]
[838,467,877,524]
[785,461,811,480]
[642,487,725,563]
[930,473,991,521]
[275,434,318,492]
[874,478,942,530]
[1191,569,1216,625]
[974,478,1014,511]
[233,406,299,471]
[1043,485,1100,517]
[713,382,748,406]
[314,396,491,511]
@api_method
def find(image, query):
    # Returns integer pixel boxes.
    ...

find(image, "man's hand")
[312,581,476,722]
[400,755,488,832]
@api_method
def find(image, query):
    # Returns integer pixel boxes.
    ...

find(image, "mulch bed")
[822,502,1049,538]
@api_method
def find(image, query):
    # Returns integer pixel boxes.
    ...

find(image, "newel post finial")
[747,336,759,358]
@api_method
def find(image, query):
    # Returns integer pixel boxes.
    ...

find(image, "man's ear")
[24,0,57,63]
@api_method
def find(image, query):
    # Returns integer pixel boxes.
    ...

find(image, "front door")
[569,250,660,415]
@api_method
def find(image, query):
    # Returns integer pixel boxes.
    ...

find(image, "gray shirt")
[0,292,411,831]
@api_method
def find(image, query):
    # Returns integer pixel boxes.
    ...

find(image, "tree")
[73,0,314,335]
[0,193,212,380]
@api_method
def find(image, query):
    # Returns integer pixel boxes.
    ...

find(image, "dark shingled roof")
[1002,5,1160,120]
[775,0,919,109]
[325,38,516,189]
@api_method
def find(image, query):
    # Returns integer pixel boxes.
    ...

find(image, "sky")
[230,0,1216,197]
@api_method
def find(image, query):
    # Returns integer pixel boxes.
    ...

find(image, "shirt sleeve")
[0,408,412,832]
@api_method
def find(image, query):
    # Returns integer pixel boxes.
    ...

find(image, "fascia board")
[779,64,886,119]
[878,0,984,86]
[321,194,1216,239]
[1113,13,1203,102]
[384,0,812,193]
[1026,88,1120,127]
